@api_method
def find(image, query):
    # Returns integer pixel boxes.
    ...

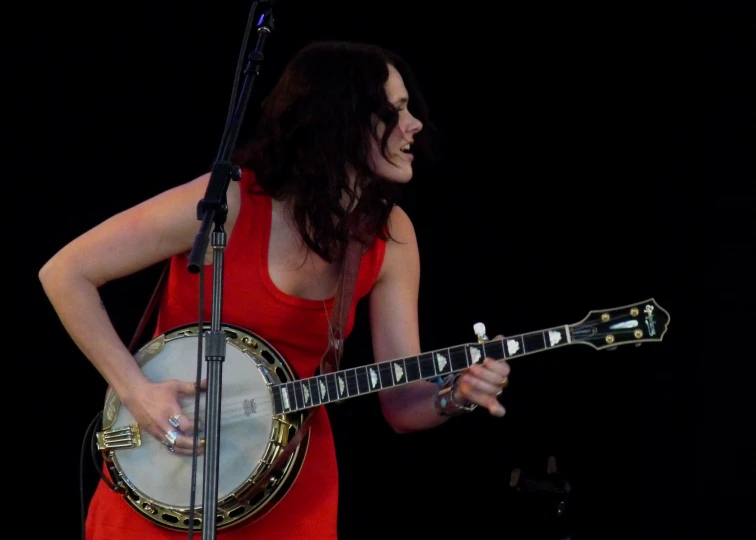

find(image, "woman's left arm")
[369,206,508,434]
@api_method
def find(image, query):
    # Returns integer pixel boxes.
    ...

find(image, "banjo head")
[98,324,310,531]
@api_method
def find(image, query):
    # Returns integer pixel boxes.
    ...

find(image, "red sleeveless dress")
[85,168,386,539]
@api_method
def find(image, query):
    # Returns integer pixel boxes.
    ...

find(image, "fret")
[356,366,370,393]
[307,377,320,405]
[317,376,328,403]
[405,356,421,382]
[282,383,293,411]
[433,350,451,375]
[345,368,359,397]
[418,352,435,378]
[305,378,315,406]
[482,339,505,360]
[544,326,569,348]
[367,365,381,390]
[450,346,468,371]
[335,372,348,399]
[379,362,393,388]
[287,382,296,409]
[325,373,338,402]
[523,331,547,353]
[501,335,525,358]
[300,379,312,407]
[280,383,288,411]
[466,343,485,365]
[293,381,304,410]
[290,383,298,409]
[300,380,309,407]
[301,381,311,408]
[391,360,406,384]
[272,385,283,414]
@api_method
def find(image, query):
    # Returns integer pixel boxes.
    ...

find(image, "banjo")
[95,297,669,531]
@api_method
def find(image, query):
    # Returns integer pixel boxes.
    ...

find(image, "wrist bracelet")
[434,373,477,417]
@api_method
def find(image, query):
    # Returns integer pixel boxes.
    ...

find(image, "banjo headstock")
[569,298,670,349]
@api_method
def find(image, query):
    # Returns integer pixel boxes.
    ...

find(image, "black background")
[9,1,753,538]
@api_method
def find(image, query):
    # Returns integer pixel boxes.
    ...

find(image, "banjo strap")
[319,232,364,375]
[254,234,365,477]
[128,262,169,354]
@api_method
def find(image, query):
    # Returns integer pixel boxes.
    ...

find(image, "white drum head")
[113,334,274,508]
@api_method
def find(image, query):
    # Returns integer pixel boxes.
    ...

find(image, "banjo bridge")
[96,424,142,451]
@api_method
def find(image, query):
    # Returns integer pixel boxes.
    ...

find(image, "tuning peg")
[473,322,488,342]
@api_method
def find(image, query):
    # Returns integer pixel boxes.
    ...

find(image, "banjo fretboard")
[271,325,573,414]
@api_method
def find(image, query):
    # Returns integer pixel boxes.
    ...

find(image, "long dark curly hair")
[233,41,434,262]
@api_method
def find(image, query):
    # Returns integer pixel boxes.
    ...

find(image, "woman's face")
[369,64,424,184]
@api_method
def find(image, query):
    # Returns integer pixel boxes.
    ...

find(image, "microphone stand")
[185,3,275,539]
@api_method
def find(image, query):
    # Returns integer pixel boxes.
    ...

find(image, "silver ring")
[164,429,179,446]
[161,440,175,452]
[169,414,183,428]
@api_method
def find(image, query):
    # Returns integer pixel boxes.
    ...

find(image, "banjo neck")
[272,297,670,415]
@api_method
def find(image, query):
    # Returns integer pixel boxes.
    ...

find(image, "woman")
[39,41,510,539]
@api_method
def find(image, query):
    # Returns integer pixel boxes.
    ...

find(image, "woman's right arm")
[39,172,240,453]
